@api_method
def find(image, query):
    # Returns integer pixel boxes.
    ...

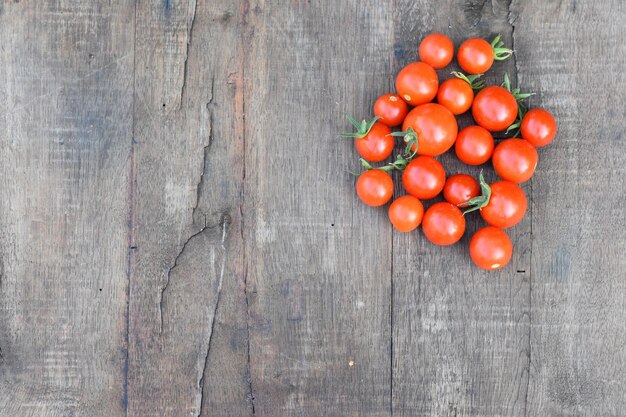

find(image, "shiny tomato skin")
[521,108,557,147]
[402,156,446,200]
[354,122,394,162]
[374,94,409,127]
[472,86,518,132]
[395,62,439,106]
[437,78,474,115]
[457,38,494,74]
[492,139,538,183]
[402,103,458,156]
[388,196,424,232]
[470,226,513,270]
[480,181,527,228]
[454,125,494,165]
[356,170,394,207]
[443,174,480,206]
[422,202,466,246]
[418,33,454,69]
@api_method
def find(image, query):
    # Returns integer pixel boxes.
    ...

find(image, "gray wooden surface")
[0,1,624,416]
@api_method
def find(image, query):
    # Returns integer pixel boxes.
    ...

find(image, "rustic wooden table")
[1,1,624,416]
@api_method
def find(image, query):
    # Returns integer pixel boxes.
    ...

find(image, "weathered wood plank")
[128,0,250,416]
[512,1,626,415]
[0,1,134,416]
[243,1,394,415]
[391,1,531,416]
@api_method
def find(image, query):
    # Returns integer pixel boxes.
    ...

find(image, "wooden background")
[1,0,624,416]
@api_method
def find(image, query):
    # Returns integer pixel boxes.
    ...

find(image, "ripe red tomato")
[388,196,424,232]
[457,36,513,74]
[470,226,513,270]
[454,125,494,165]
[395,62,438,106]
[353,122,393,162]
[402,103,458,156]
[422,202,466,246]
[480,181,527,228]
[402,156,446,200]
[472,86,518,132]
[356,169,394,207]
[373,94,409,127]
[418,33,454,69]
[521,108,557,147]
[443,174,480,206]
[437,78,474,115]
[492,139,538,183]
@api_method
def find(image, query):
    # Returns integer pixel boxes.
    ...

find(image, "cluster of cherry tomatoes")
[345,33,557,270]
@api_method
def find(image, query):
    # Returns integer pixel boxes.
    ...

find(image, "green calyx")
[506,105,527,137]
[388,127,419,158]
[360,153,413,173]
[502,73,534,101]
[491,35,514,61]
[341,115,380,139]
[451,71,486,90]
[459,172,492,215]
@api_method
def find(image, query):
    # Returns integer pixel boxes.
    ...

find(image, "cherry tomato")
[402,103,458,156]
[480,181,527,228]
[492,139,538,183]
[470,226,513,270]
[354,122,393,162]
[454,125,494,165]
[521,108,557,147]
[422,202,466,246]
[373,94,409,127]
[418,33,454,69]
[356,169,394,207]
[388,196,424,232]
[437,78,474,115]
[395,62,438,106]
[443,174,480,206]
[472,86,518,132]
[402,156,446,200]
[457,36,512,74]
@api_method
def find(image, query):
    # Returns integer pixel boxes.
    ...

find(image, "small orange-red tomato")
[521,108,557,147]
[470,226,513,270]
[457,38,494,74]
[422,202,466,246]
[418,33,454,69]
[443,174,480,206]
[402,156,446,200]
[455,125,494,165]
[395,62,439,106]
[373,94,409,127]
[402,103,458,156]
[492,139,538,183]
[472,86,518,132]
[354,122,394,163]
[356,170,394,207]
[480,181,527,228]
[437,78,474,115]
[388,196,424,232]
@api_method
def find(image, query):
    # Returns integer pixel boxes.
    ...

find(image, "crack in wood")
[179,0,198,109]
[192,77,215,224]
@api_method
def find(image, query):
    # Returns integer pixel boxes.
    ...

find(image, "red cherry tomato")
[492,139,538,183]
[472,86,518,132]
[402,156,446,200]
[457,38,494,74]
[454,125,494,165]
[480,181,527,228]
[388,196,424,232]
[402,103,458,156]
[356,170,394,207]
[443,174,480,206]
[354,122,393,162]
[422,202,466,246]
[418,33,454,69]
[373,94,409,127]
[470,226,513,270]
[521,108,557,147]
[395,62,438,106]
[437,78,474,115]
